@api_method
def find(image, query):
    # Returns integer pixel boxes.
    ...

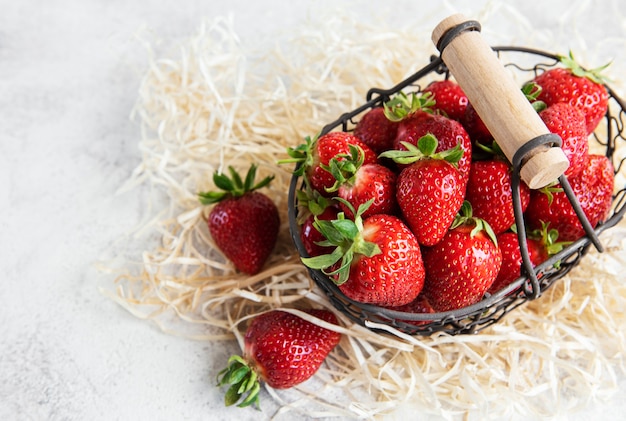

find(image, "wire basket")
[287,46,626,336]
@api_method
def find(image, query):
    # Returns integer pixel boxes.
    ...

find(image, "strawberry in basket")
[301,200,425,307]
[531,51,610,135]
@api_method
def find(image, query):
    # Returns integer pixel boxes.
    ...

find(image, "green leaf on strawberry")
[199,164,274,204]
[559,50,611,85]
[535,181,563,206]
[379,134,463,166]
[301,199,382,285]
[451,201,498,247]
[296,182,333,224]
[521,81,547,112]
[383,91,436,122]
[278,134,317,176]
[218,355,261,408]
[321,144,365,193]
[530,221,572,264]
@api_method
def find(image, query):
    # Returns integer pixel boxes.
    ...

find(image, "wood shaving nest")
[98,10,626,420]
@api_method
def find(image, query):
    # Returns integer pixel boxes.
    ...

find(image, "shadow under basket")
[287,46,626,336]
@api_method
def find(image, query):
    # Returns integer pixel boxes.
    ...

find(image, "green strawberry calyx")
[296,184,333,224]
[383,91,435,122]
[558,50,612,85]
[451,201,498,247]
[277,134,317,176]
[537,181,563,206]
[379,134,463,166]
[531,221,572,262]
[321,144,365,193]
[521,82,547,113]
[198,164,274,205]
[475,140,507,159]
[301,199,381,285]
[216,355,261,408]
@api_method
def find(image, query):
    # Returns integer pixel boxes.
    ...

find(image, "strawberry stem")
[277,135,317,176]
[537,182,563,206]
[296,185,333,224]
[531,221,572,260]
[322,144,365,193]
[301,199,381,285]
[383,91,435,122]
[558,50,612,85]
[475,140,506,158]
[217,355,261,408]
[451,201,498,246]
[198,164,274,205]
[379,134,463,166]
[521,82,547,112]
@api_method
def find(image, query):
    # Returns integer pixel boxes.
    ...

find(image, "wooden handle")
[432,14,569,189]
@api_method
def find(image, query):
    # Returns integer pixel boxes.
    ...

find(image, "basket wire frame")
[287,46,626,336]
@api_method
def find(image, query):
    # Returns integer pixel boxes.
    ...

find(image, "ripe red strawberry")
[488,223,571,294]
[488,232,544,295]
[385,294,436,326]
[422,202,502,312]
[384,91,472,179]
[461,102,492,145]
[422,79,469,121]
[324,144,397,219]
[198,164,279,275]
[487,230,546,295]
[532,52,609,134]
[217,309,341,407]
[300,206,340,257]
[380,134,466,246]
[282,132,377,196]
[524,154,614,241]
[302,201,425,307]
[353,106,399,154]
[465,158,530,235]
[538,102,589,178]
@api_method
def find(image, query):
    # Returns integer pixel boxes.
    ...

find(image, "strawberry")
[487,231,545,295]
[198,164,279,275]
[385,294,436,326]
[302,200,425,307]
[380,134,466,246]
[384,91,472,179]
[300,206,340,257]
[486,221,573,294]
[538,102,589,178]
[422,202,502,312]
[324,144,397,219]
[524,154,614,241]
[532,51,610,134]
[461,102,492,145]
[217,309,341,407]
[422,79,469,121]
[353,106,399,154]
[465,158,530,235]
[296,187,340,257]
[281,132,377,196]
